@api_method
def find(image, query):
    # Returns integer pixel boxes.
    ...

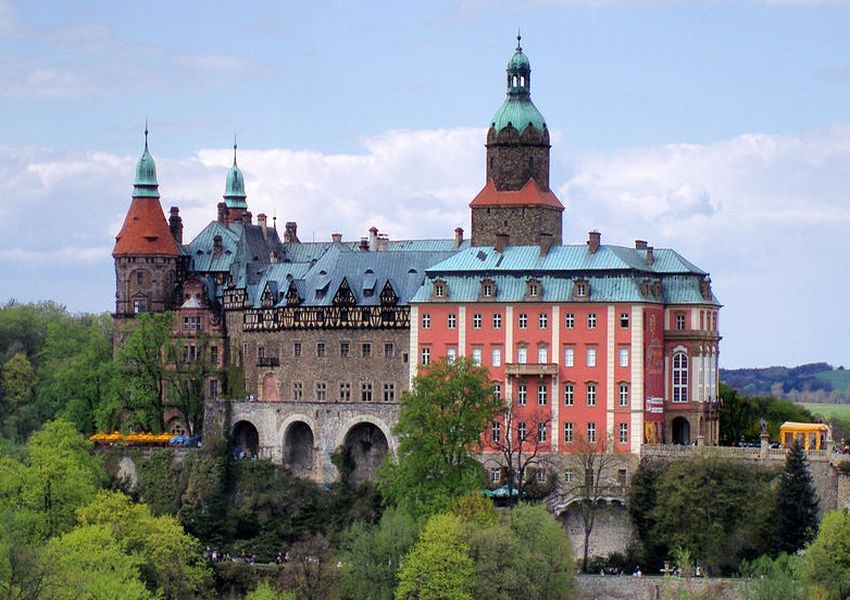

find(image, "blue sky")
[1,0,849,368]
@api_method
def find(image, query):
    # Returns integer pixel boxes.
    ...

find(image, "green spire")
[490,33,546,134]
[223,138,248,209]
[133,123,160,198]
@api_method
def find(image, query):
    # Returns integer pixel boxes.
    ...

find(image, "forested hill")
[720,363,850,402]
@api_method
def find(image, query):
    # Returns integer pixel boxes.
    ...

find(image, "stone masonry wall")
[470,204,563,246]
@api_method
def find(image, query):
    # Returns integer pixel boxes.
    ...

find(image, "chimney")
[539,232,553,257]
[359,237,369,252]
[242,211,252,225]
[635,240,648,250]
[284,221,299,243]
[454,227,464,247]
[168,206,183,244]
[217,202,228,224]
[213,235,222,257]
[377,234,389,252]
[495,233,509,253]
[587,230,601,255]
[257,213,268,238]
[331,233,342,243]
[368,226,379,252]
[646,246,654,266]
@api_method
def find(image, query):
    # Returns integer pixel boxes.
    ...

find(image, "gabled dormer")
[380,280,398,306]
[285,280,303,306]
[333,278,356,306]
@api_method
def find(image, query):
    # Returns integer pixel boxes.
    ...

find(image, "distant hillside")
[720,363,850,403]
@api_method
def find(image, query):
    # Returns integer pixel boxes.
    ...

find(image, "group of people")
[203,548,257,564]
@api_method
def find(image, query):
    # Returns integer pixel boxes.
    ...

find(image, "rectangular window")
[361,382,373,402]
[619,422,629,444]
[446,346,457,364]
[483,283,494,298]
[472,346,482,366]
[564,347,575,367]
[517,346,528,364]
[565,313,575,329]
[587,422,597,443]
[383,383,395,402]
[676,313,686,331]
[587,313,597,329]
[564,422,574,443]
[492,313,502,329]
[362,342,372,357]
[586,347,597,367]
[293,342,302,357]
[210,346,218,365]
[518,422,527,442]
[564,469,574,482]
[316,382,327,401]
[491,346,502,367]
[537,383,548,406]
[183,316,202,331]
[490,467,500,483]
[518,313,528,329]
[538,313,548,329]
[133,298,147,313]
[340,341,350,357]
[492,383,502,401]
[384,342,395,358]
[587,383,597,406]
[257,346,265,360]
[292,382,303,401]
[421,346,431,365]
[535,469,546,482]
[209,379,218,398]
[472,313,482,329]
[619,384,629,407]
[317,342,326,357]
[537,345,548,364]
[491,422,501,444]
[447,314,457,329]
[620,312,630,328]
[537,423,547,443]
[517,383,527,406]
[339,382,351,402]
[564,383,575,406]
[619,347,629,368]
[422,313,431,329]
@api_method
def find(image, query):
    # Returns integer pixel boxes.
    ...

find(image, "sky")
[0,0,849,369]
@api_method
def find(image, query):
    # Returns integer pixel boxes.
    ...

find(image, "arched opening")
[342,422,389,484]
[284,421,314,477]
[262,373,279,402]
[672,416,691,445]
[166,416,186,435]
[232,420,259,459]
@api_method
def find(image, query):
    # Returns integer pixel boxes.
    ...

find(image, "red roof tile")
[113,197,179,256]
[469,178,564,209]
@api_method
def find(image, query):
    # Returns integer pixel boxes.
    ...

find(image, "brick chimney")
[331,233,342,243]
[635,240,648,250]
[587,230,601,255]
[454,227,464,247]
[213,235,222,257]
[646,246,654,266]
[539,232,553,257]
[377,234,389,252]
[242,211,252,225]
[217,202,228,224]
[284,221,299,243]
[495,233,509,253]
[359,237,369,252]
[257,213,268,239]
[168,206,183,244]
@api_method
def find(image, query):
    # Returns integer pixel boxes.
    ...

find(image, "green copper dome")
[223,144,248,209]
[490,34,546,134]
[133,129,160,198]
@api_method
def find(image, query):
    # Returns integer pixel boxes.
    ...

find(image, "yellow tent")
[779,422,828,450]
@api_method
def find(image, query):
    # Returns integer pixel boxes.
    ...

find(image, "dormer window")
[480,278,497,300]
[432,279,448,300]
[574,279,590,299]
[484,284,493,297]
[529,284,538,297]
[525,278,542,300]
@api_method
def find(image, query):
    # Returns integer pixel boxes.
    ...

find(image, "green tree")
[628,459,667,569]
[507,504,575,599]
[119,312,172,432]
[41,523,152,600]
[76,490,213,599]
[163,332,217,436]
[741,553,810,600]
[380,357,500,518]
[1,352,36,440]
[801,510,850,599]
[396,512,474,600]
[774,440,819,554]
[177,453,230,545]
[469,523,530,600]
[245,581,295,600]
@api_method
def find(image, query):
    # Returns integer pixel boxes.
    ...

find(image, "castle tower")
[113,128,180,320]
[470,34,564,247]
[219,141,250,225]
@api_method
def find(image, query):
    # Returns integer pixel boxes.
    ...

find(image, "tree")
[801,510,850,599]
[1,352,36,440]
[396,512,474,600]
[740,553,810,600]
[162,332,213,436]
[627,459,667,569]
[119,312,172,432]
[507,504,575,600]
[281,533,338,600]
[559,432,625,572]
[379,357,500,518]
[489,403,551,504]
[774,440,819,554]
[245,581,295,600]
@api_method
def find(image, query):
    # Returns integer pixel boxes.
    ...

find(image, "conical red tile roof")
[113,197,179,257]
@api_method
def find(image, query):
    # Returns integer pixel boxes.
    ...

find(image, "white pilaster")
[409,306,419,388]
[551,305,560,452]
[458,305,466,356]
[630,306,644,454]
[606,305,615,440]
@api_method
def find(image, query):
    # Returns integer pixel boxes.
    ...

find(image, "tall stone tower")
[112,129,180,330]
[470,35,564,247]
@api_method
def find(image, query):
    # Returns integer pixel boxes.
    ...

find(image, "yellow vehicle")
[779,422,828,450]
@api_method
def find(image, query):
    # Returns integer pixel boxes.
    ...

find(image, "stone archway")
[232,420,259,459]
[262,373,279,402]
[342,422,389,484]
[672,416,691,445]
[284,421,315,477]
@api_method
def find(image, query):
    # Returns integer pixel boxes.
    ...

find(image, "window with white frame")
[676,313,686,331]
[619,383,629,407]
[472,313,482,329]
[537,383,548,406]
[564,422,574,443]
[517,383,527,405]
[537,344,548,364]
[471,346,482,366]
[518,422,527,442]
[490,467,500,483]
[586,347,597,367]
[383,383,395,402]
[492,313,502,329]
[446,346,457,364]
[564,347,575,367]
[620,312,630,328]
[517,346,528,364]
[422,313,430,329]
[564,469,574,482]
[619,422,628,444]
[293,382,303,401]
[537,423,547,442]
[339,382,351,402]
[587,383,597,406]
[587,422,597,443]
[673,351,689,402]
[538,313,548,329]
[361,382,373,402]
[483,283,494,298]
[421,346,431,365]
[535,468,546,482]
[447,314,457,329]
[518,313,528,329]
[564,383,574,406]
[492,383,501,401]
[491,346,502,367]
[528,283,539,297]
[565,313,575,329]
[587,313,597,329]
[619,347,629,367]
[316,382,327,401]
[491,421,501,443]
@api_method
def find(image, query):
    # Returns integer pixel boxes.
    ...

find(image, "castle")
[113,37,722,483]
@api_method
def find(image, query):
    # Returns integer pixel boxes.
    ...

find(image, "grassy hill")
[720,362,850,402]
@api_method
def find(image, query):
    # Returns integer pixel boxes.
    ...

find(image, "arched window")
[673,352,689,403]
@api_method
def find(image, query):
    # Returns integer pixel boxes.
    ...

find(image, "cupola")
[223,141,248,210]
[133,126,160,199]
[490,33,546,135]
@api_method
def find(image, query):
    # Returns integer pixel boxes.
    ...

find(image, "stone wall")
[470,204,563,246]
[574,575,743,600]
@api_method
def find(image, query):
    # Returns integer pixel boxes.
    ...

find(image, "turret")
[221,141,249,225]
